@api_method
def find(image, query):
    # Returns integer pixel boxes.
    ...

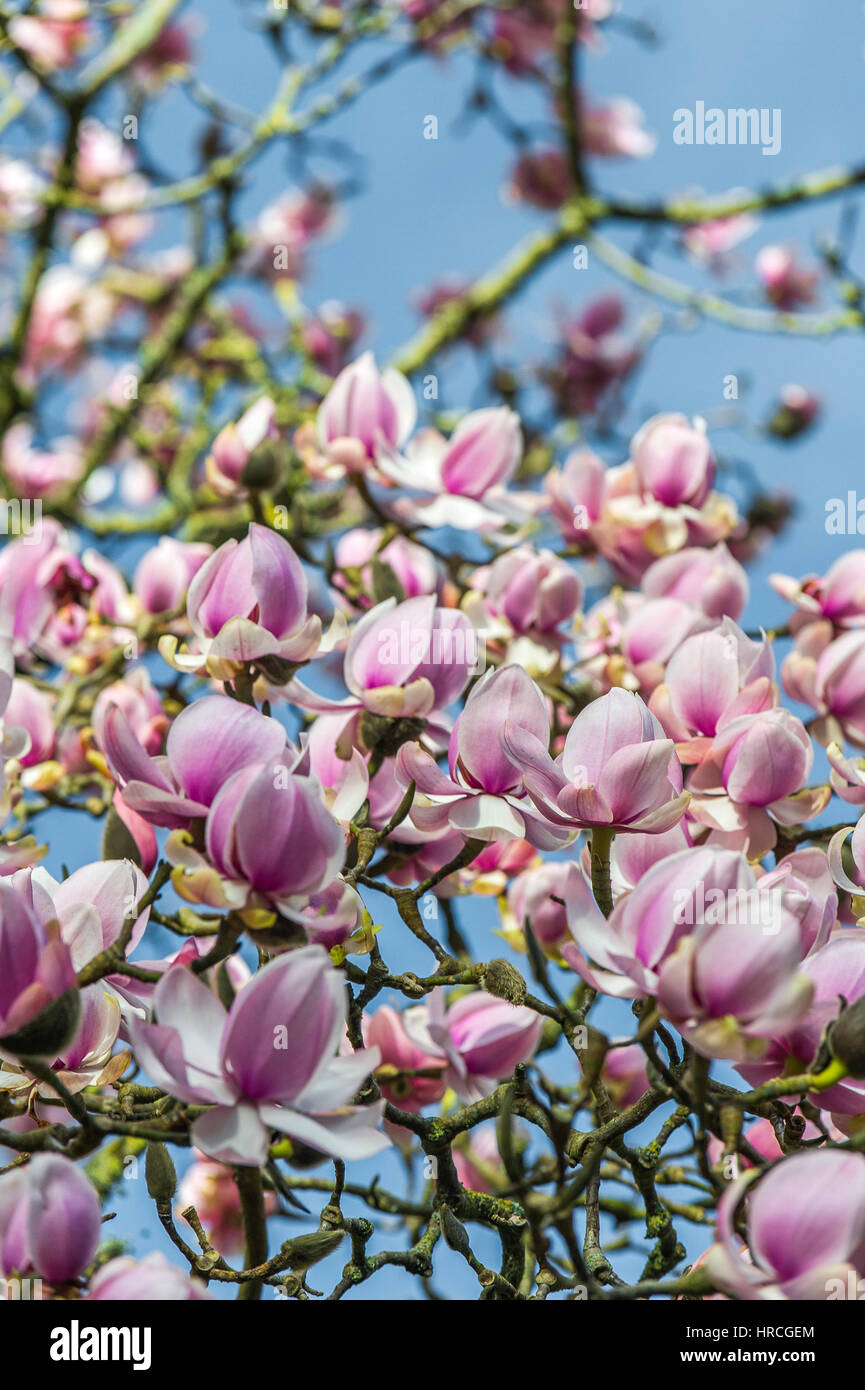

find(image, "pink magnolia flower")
[546,431,739,581]
[205,397,278,498]
[334,529,441,606]
[75,119,135,193]
[4,679,55,769]
[385,830,538,894]
[415,278,499,348]
[102,693,291,829]
[55,724,90,776]
[17,857,149,956]
[21,265,114,383]
[650,620,774,746]
[685,706,815,858]
[0,1154,100,1284]
[109,790,157,876]
[507,149,573,210]
[178,1153,277,1255]
[164,524,334,679]
[77,548,132,626]
[395,665,570,848]
[453,1125,510,1194]
[304,710,384,826]
[131,21,193,90]
[736,929,865,1115]
[563,846,813,1060]
[771,551,865,632]
[474,546,583,636]
[601,1045,650,1110]
[570,589,643,693]
[544,300,640,418]
[251,186,336,281]
[706,1115,836,1170]
[705,1151,865,1300]
[294,881,367,953]
[132,536,212,615]
[611,832,831,961]
[8,974,124,1100]
[437,408,522,501]
[292,594,476,722]
[827,746,865,809]
[129,947,389,1166]
[502,686,689,835]
[503,859,586,955]
[546,447,607,542]
[364,1005,446,1111]
[489,0,609,76]
[755,245,820,309]
[315,351,416,475]
[607,822,692,901]
[452,837,539,890]
[403,989,542,1101]
[582,97,656,158]
[466,546,583,680]
[380,825,468,889]
[302,304,365,375]
[489,7,555,77]
[0,879,77,1052]
[618,596,710,696]
[1,421,83,498]
[192,759,346,913]
[104,932,253,1030]
[0,840,47,879]
[401,0,474,49]
[92,669,167,759]
[756,848,837,956]
[7,858,148,1077]
[0,519,132,666]
[650,627,817,856]
[767,384,820,439]
[631,414,714,510]
[641,544,748,621]
[782,624,865,746]
[592,439,739,581]
[88,1252,211,1301]
[654,912,813,1062]
[0,158,43,232]
[681,214,758,269]
[563,843,709,999]
[8,0,89,71]
[381,407,532,534]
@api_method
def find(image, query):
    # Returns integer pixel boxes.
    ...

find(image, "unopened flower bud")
[1,987,81,1058]
[440,1204,472,1257]
[281,1229,346,1272]
[828,995,865,1078]
[480,958,527,1006]
[145,1141,178,1202]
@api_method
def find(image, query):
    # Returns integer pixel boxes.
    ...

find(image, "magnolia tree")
[1,0,865,1308]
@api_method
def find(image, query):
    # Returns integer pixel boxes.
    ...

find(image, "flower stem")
[235,1166,269,1301]
[590,827,615,919]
